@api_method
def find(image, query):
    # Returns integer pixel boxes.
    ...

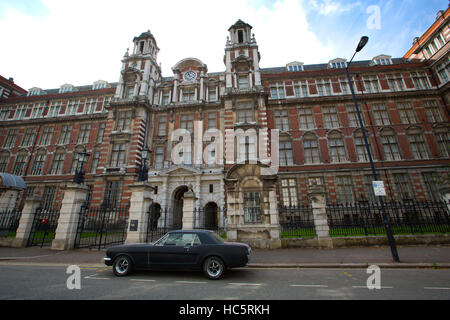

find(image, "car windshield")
[209,232,225,244]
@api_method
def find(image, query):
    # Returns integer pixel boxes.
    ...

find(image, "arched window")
[353,129,373,162]
[380,128,401,160]
[279,135,294,166]
[434,125,449,158]
[12,151,29,176]
[50,149,66,175]
[407,127,429,159]
[328,131,347,163]
[30,149,47,176]
[0,151,10,172]
[302,133,320,164]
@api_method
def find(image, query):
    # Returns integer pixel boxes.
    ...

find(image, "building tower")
[223,20,281,248]
[90,30,161,207]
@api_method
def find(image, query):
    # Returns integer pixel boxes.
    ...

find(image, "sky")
[0,0,447,90]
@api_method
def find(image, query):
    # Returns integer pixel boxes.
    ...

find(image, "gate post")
[11,195,42,248]
[308,182,333,248]
[438,173,450,211]
[51,183,89,250]
[125,181,154,244]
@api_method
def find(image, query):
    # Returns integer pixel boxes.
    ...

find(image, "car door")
[148,232,188,268]
[181,233,203,267]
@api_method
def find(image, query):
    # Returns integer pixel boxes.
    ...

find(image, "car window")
[161,233,183,246]
[181,233,202,246]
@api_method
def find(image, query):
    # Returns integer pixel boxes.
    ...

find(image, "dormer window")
[59,84,75,94]
[28,87,44,96]
[371,55,393,66]
[286,62,304,72]
[328,59,347,69]
[93,81,109,90]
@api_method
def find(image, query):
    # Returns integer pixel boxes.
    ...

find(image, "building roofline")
[404,7,450,58]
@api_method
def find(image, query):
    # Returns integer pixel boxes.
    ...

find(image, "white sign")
[372,181,386,196]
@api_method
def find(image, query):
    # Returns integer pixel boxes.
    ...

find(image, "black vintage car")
[104,230,251,280]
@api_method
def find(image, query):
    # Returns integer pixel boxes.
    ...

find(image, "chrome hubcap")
[116,258,128,274]
[207,259,222,277]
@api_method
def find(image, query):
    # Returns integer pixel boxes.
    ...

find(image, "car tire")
[113,255,133,277]
[203,256,225,280]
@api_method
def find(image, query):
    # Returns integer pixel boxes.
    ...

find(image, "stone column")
[308,184,333,248]
[268,189,281,242]
[11,195,42,248]
[51,183,89,250]
[125,182,154,244]
[182,190,196,230]
[0,188,20,212]
[438,176,450,211]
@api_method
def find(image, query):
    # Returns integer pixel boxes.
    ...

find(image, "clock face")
[184,71,197,81]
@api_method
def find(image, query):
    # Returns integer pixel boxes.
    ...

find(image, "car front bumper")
[104,257,113,266]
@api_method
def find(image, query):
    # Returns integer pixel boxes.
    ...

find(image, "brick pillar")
[182,190,196,230]
[308,183,333,248]
[11,195,42,248]
[51,183,89,250]
[125,182,154,244]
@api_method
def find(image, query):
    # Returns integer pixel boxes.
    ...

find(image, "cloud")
[308,0,363,16]
[0,0,335,90]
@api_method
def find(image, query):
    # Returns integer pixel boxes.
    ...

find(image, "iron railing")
[146,207,176,243]
[145,206,227,243]
[193,207,227,237]
[279,205,316,238]
[74,205,129,249]
[326,200,450,237]
[0,209,21,238]
[27,207,60,247]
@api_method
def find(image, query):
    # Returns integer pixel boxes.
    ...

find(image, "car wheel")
[113,255,133,277]
[203,256,225,280]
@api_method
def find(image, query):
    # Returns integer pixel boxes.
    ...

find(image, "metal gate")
[74,204,129,250]
[146,206,174,243]
[28,207,60,247]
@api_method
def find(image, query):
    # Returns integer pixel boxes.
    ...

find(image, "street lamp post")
[345,36,400,262]
[138,146,151,182]
[73,146,90,184]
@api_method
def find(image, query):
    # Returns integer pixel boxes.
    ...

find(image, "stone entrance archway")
[172,186,188,229]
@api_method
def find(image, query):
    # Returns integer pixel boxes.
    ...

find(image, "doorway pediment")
[164,165,202,176]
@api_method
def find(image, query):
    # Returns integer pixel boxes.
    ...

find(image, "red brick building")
[0,75,27,100]
[0,12,448,239]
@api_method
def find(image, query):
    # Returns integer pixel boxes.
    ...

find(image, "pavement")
[1,245,450,268]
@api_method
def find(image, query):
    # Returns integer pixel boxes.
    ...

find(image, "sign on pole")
[372,181,386,196]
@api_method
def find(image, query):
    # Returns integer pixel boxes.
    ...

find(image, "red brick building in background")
[0,10,448,234]
[0,75,27,100]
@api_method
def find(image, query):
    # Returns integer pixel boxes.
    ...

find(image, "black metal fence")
[0,209,21,238]
[326,200,450,237]
[193,207,227,237]
[27,207,60,247]
[279,205,316,238]
[74,205,129,249]
[145,206,227,243]
[146,207,175,243]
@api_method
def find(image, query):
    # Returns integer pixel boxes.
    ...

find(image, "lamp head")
[142,146,151,161]
[356,36,369,52]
